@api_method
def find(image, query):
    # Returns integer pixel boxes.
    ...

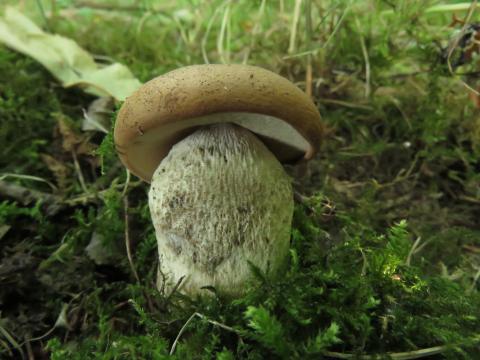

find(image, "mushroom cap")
[114,64,324,182]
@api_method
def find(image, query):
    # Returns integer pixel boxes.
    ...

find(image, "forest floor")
[0,1,479,359]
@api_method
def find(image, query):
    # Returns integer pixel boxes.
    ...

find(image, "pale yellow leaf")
[0,7,141,101]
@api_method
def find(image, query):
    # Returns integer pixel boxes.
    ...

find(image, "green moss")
[1,1,479,359]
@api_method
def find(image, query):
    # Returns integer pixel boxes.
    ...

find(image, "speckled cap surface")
[114,64,324,182]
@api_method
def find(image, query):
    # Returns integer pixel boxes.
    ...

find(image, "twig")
[0,173,57,192]
[121,169,131,197]
[0,178,134,215]
[324,344,447,359]
[293,190,308,204]
[458,195,480,204]
[24,327,56,344]
[165,275,186,302]
[170,312,239,355]
[71,150,88,193]
[0,180,62,215]
[124,195,155,312]
[16,303,71,354]
[169,312,197,355]
[25,341,34,360]
[463,244,480,254]
[195,313,238,333]
[124,195,140,284]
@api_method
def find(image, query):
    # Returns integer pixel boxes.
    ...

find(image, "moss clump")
[41,199,480,359]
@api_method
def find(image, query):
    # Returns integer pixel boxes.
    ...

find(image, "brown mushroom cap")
[114,64,324,182]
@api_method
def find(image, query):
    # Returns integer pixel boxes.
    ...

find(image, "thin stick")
[0,180,60,205]
[169,312,239,355]
[324,344,447,359]
[169,312,197,355]
[0,180,62,216]
[124,196,140,284]
[165,275,186,301]
[0,173,57,191]
[71,150,88,193]
[195,313,238,333]
[25,341,34,360]
[125,196,156,310]
[0,179,139,215]
[121,169,131,197]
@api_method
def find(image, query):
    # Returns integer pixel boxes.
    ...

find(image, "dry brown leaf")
[56,114,95,155]
[57,115,83,153]
[40,154,70,191]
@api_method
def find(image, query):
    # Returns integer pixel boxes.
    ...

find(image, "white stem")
[149,123,293,296]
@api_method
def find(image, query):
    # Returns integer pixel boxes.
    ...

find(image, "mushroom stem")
[148,123,293,296]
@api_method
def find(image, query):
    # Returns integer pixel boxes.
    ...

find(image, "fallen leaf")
[82,97,114,133]
[57,116,83,153]
[40,154,70,191]
[0,7,141,101]
[56,113,95,155]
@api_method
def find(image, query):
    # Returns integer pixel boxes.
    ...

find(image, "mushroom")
[114,64,323,296]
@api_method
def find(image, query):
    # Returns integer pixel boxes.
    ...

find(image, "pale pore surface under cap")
[148,123,293,296]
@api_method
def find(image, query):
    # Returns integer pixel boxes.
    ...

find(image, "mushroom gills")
[148,123,293,296]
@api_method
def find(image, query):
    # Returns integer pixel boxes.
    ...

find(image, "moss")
[1,1,479,359]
